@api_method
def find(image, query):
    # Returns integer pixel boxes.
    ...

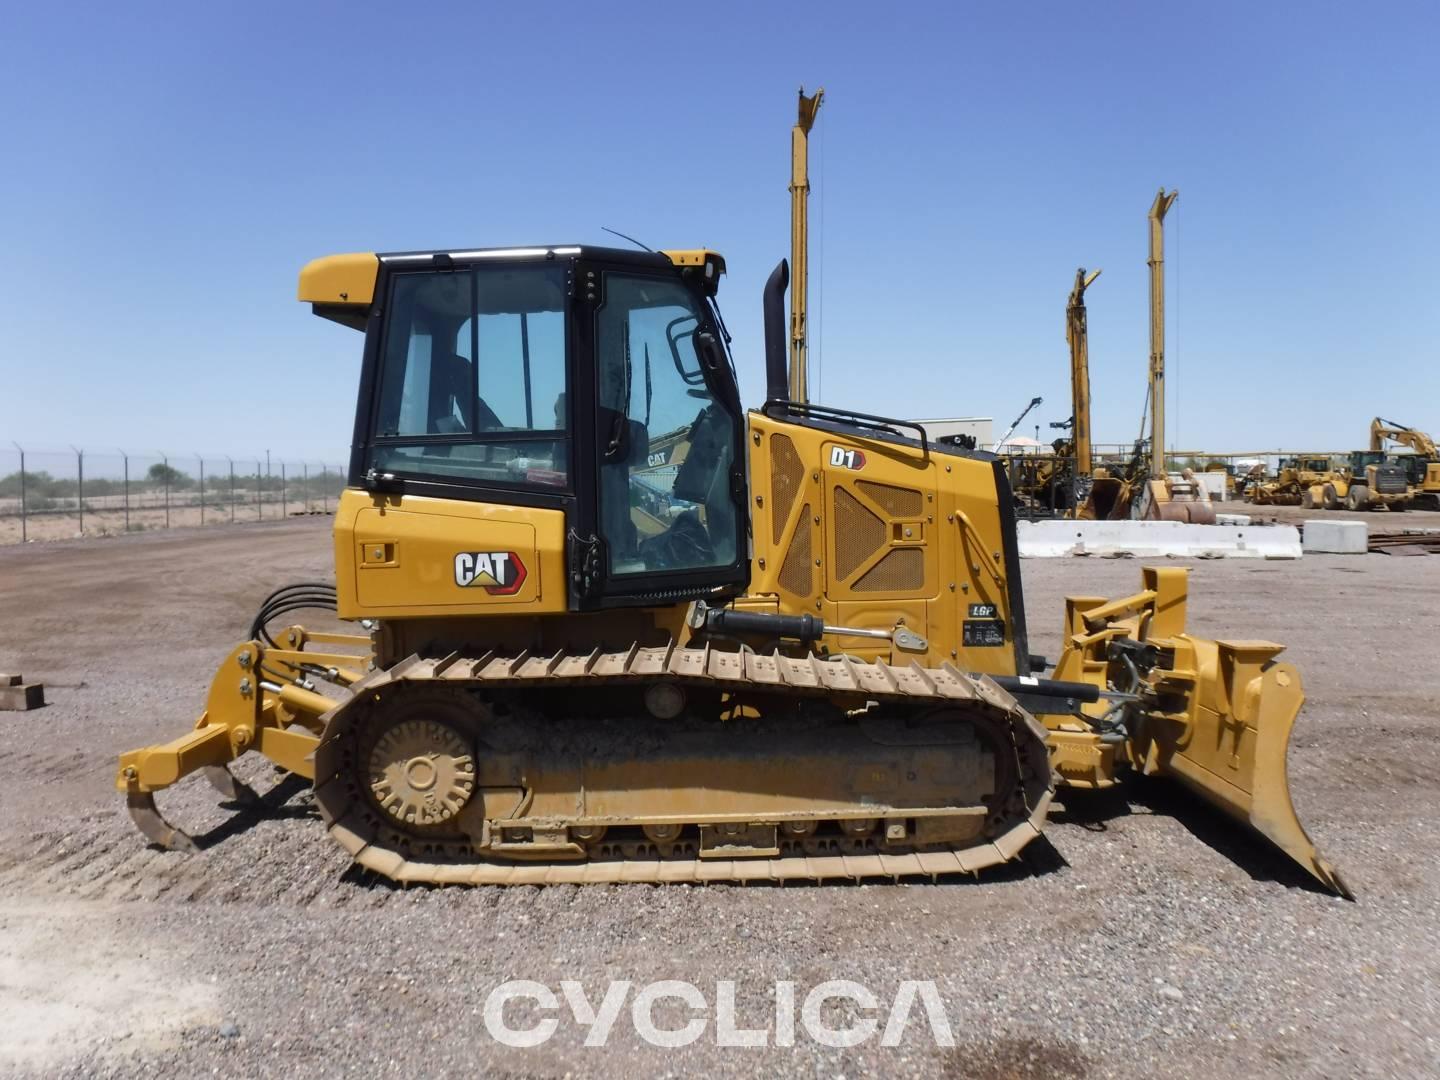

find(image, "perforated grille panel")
[1374,465,1408,494]
[834,487,887,580]
[770,434,805,545]
[778,503,812,595]
[855,480,923,518]
[853,548,925,591]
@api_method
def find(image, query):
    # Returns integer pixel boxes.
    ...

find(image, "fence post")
[303,463,309,513]
[280,462,287,518]
[120,449,129,533]
[197,454,205,525]
[323,465,330,513]
[255,459,262,521]
[72,445,84,537]
[226,456,235,523]
[11,442,25,543]
[265,450,271,519]
[159,452,170,528]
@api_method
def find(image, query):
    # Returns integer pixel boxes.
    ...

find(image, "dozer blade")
[1048,567,1349,898]
[127,791,198,852]
[1136,643,1351,899]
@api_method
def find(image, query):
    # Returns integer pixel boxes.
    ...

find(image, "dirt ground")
[1,519,1438,1078]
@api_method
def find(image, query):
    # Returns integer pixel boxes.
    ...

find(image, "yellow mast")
[1147,188,1178,478]
[1064,267,1101,477]
[789,87,824,403]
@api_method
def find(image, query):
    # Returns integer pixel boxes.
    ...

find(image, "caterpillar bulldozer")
[1245,456,1334,506]
[115,244,1346,895]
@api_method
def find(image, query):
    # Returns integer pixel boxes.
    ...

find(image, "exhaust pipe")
[764,259,790,403]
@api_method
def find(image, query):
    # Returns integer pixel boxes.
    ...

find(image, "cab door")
[583,263,748,605]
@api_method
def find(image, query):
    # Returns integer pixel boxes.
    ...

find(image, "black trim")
[764,401,930,457]
[344,475,574,514]
[761,408,991,466]
[372,430,564,447]
[348,294,388,486]
[991,459,1031,677]
[763,259,790,401]
[580,260,749,608]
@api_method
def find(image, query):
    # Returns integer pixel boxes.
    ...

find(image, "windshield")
[371,265,568,488]
[595,274,737,576]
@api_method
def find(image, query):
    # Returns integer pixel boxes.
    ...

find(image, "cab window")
[371,264,568,488]
[595,273,737,575]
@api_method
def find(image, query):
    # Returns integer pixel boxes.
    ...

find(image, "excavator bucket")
[1047,567,1350,898]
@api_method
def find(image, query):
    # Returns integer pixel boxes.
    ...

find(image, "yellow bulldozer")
[115,245,1346,896]
[1245,456,1334,506]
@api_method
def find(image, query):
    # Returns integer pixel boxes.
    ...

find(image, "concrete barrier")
[1302,519,1368,554]
[1018,519,1302,559]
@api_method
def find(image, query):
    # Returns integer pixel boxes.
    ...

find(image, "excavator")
[1370,417,1440,510]
[115,243,1347,896]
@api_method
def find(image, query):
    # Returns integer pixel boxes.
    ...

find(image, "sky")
[2,1,1437,464]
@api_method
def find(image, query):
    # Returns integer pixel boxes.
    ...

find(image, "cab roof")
[298,246,725,318]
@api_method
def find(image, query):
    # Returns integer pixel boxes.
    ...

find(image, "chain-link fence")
[0,446,346,545]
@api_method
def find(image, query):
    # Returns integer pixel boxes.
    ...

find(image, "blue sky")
[2,1,1436,460]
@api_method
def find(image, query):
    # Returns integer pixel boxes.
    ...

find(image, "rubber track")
[313,643,1055,885]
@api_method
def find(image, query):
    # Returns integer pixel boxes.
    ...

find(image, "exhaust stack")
[764,258,790,404]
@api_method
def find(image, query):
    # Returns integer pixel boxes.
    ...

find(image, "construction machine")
[1301,451,1411,512]
[788,87,823,404]
[1130,190,1215,525]
[115,245,1346,896]
[1246,456,1333,506]
[1370,418,1440,510]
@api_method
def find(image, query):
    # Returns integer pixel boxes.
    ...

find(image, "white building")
[912,416,994,449]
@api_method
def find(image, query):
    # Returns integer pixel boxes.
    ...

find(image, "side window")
[372,265,568,488]
[596,274,738,575]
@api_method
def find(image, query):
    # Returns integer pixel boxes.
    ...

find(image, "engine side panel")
[745,412,1022,677]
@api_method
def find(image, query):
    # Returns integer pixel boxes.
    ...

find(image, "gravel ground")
[1,519,1437,1079]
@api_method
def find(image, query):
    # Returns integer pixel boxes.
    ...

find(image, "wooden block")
[0,674,22,687]
[0,683,45,710]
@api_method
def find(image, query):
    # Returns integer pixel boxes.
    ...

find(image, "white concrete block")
[1215,513,1252,526]
[1302,519,1368,554]
[1017,520,1302,559]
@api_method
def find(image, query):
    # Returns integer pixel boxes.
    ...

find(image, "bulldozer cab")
[310,246,749,611]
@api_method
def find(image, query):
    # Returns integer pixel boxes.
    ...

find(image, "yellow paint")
[298,252,378,306]
[746,410,1016,676]
[333,489,567,619]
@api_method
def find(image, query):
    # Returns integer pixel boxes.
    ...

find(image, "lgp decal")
[829,446,867,471]
[454,551,528,595]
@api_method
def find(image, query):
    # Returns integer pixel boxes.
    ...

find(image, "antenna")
[601,226,654,252]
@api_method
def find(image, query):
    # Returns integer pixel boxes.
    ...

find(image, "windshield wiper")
[606,321,634,460]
